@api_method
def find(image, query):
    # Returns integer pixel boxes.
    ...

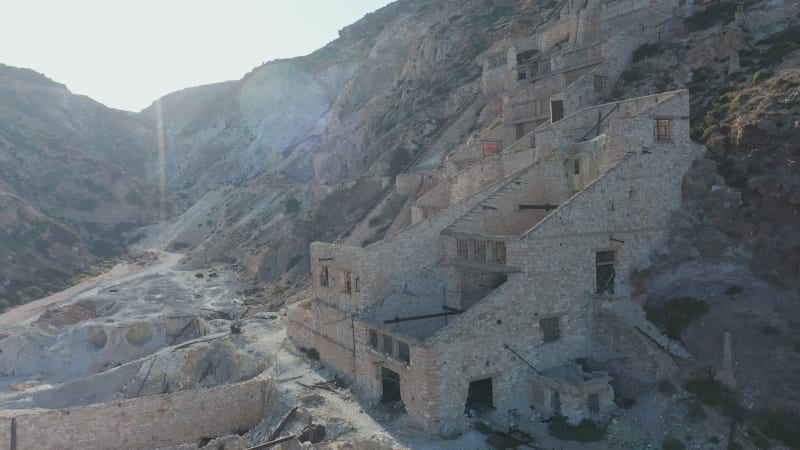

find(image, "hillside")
[0,65,167,306]
[0,0,799,446]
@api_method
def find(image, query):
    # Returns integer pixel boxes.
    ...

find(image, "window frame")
[654,118,671,142]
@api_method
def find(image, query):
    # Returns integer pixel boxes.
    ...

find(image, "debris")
[298,424,326,443]
[195,273,204,278]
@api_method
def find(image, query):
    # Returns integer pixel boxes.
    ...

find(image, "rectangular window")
[551,100,564,122]
[482,140,502,156]
[472,239,486,262]
[354,277,360,293]
[369,329,379,350]
[342,271,352,294]
[596,251,615,294]
[540,316,561,342]
[382,334,394,357]
[457,237,469,260]
[421,206,438,219]
[491,241,506,265]
[593,75,607,91]
[588,393,600,413]
[654,119,671,142]
[515,123,525,140]
[319,267,329,287]
[573,158,580,175]
[398,341,410,364]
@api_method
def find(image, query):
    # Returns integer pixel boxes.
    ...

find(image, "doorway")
[551,100,564,122]
[381,367,401,403]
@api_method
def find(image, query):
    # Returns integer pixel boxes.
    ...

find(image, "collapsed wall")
[0,376,276,450]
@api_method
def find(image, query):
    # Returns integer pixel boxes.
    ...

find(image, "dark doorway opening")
[381,367,401,403]
[466,378,494,412]
[551,100,564,122]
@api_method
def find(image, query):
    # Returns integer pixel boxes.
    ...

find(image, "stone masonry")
[288,0,703,434]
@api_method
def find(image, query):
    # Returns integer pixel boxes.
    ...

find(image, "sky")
[0,0,394,112]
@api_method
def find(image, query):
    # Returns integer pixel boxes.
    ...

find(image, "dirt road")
[0,251,183,326]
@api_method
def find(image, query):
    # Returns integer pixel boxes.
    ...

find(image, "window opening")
[551,391,562,415]
[398,341,410,364]
[551,100,564,122]
[588,393,600,413]
[457,237,469,260]
[654,119,671,142]
[573,158,580,175]
[382,334,394,357]
[319,267,329,287]
[342,271,352,294]
[491,241,506,265]
[369,329,379,350]
[595,251,615,294]
[472,239,487,262]
[540,316,561,342]
[465,378,494,412]
[593,75,607,91]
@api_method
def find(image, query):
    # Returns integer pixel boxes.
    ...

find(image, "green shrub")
[306,347,320,361]
[751,70,772,85]
[754,408,800,448]
[633,43,666,62]
[761,25,800,65]
[687,399,707,422]
[284,197,300,215]
[725,285,744,296]
[662,437,686,450]
[548,416,605,442]
[645,296,709,340]
[752,434,771,449]
[621,67,646,83]
[685,375,748,422]
[684,2,737,32]
[387,148,412,177]
[475,421,493,434]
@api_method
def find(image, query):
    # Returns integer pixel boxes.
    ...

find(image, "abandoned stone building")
[289,0,701,434]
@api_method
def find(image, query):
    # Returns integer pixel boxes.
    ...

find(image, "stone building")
[288,0,703,433]
[289,89,702,432]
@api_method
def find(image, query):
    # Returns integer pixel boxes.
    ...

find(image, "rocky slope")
[0,65,167,306]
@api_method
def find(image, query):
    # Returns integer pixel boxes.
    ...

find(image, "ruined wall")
[0,377,275,450]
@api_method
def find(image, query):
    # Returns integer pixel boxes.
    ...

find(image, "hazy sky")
[0,0,393,111]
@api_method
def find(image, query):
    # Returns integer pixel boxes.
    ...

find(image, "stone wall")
[0,377,275,450]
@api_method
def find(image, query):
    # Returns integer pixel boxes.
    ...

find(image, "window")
[551,100,564,122]
[593,75,607,91]
[482,140,502,156]
[369,329,379,350]
[588,393,600,413]
[654,119,671,142]
[382,334,394,357]
[457,237,469,260]
[540,316,561,342]
[421,206,439,219]
[472,239,487,262]
[488,53,507,69]
[319,267,329,287]
[515,123,525,140]
[398,341,410,364]
[354,277,360,292]
[491,241,506,265]
[595,251,615,294]
[573,158,580,175]
[342,271,352,294]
